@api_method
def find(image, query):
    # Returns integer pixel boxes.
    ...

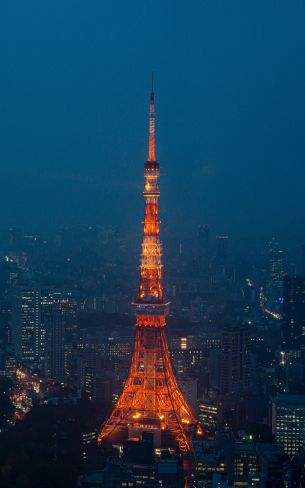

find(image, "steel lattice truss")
[98,325,196,452]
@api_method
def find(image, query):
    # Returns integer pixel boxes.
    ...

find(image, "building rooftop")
[234,441,257,454]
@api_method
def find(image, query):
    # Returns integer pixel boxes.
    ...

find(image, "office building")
[272,394,305,458]
[267,238,284,304]
[283,275,305,350]
[12,287,43,369]
[220,325,250,395]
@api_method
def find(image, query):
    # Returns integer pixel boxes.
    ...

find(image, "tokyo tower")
[98,81,198,453]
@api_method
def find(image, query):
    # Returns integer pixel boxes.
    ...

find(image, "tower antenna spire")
[148,74,156,162]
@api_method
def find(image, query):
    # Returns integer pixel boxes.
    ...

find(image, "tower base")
[98,325,197,453]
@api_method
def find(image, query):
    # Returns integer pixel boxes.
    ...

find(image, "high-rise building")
[40,288,54,364]
[198,398,220,435]
[220,325,250,395]
[98,84,197,453]
[55,292,78,379]
[44,307,65,379]
[283,274,305,351]
[12,287,76,374]
[266,238,284,304]
[12,287,42,369]
[272,394,305,458]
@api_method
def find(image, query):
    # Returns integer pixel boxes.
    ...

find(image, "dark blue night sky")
[0,0,305,252]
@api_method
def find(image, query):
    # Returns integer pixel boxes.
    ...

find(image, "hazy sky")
[0,0,305,252]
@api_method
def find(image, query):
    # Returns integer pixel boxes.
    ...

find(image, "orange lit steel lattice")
[98,84,197,453]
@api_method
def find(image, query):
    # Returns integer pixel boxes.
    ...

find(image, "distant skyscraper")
[12,286,62,371]
[220,325,250,395]
[272,394,305,458]
[283,275,305,351]
[44,307,65,379]
[12,287,42,369]
[40,288,54,363]
[266,238,284,304]
[53,291,78,379]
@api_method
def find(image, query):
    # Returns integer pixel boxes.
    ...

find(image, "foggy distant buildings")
[266,238,284,306]
[44,307,65,379]
[3,221,305,485]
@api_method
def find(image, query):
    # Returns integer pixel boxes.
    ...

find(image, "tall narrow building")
[12,287,42,369]
[267,238,284,303]
[98,84,197,453]
[12,287,53,371]
[220,325,251,395]
[283,274,305,351]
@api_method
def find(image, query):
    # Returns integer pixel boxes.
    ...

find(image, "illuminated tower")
[98,82,198,453]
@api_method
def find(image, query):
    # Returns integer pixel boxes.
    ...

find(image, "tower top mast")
[148,73,156,162]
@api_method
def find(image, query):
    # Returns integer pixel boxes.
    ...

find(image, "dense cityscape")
[1,211,305,486]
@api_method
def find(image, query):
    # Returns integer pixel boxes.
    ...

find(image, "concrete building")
[272,394,305,458]
[220,325,250,395]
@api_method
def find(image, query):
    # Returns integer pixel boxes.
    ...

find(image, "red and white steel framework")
[98,83,200,453]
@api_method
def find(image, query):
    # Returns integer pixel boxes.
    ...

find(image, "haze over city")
[1,1,305,252]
